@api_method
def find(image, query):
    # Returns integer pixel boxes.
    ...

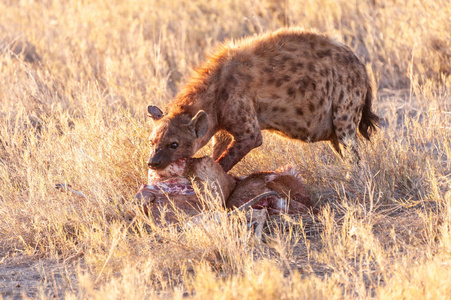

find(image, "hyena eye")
[169,142,179,149]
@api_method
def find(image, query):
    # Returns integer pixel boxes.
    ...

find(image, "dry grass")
[0,0,450,298]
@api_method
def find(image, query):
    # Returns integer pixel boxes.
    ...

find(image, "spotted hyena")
[147,28,379,172]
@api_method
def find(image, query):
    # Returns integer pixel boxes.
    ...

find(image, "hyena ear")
[189,110,209,138]
[147,105,164,120]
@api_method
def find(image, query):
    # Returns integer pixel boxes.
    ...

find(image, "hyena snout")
[147,151,168,170]
[147,158,162,169]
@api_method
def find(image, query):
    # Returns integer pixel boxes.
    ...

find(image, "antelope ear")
[189,110,208,138]
[147,105,164,120]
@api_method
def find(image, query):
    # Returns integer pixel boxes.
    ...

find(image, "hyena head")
[146,105,209,170]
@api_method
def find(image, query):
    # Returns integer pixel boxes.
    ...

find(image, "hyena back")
[147,28,379,172]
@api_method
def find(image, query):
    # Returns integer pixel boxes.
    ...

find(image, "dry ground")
[0,0,450,299]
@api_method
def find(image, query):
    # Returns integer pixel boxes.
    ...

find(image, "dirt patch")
[0,255,80,299]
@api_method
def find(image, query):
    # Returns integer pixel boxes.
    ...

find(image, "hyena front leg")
[328,133,343,157]
[212,130,233,160]
[216,114,262,172]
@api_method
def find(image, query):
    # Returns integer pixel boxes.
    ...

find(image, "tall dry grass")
[0,0,450,298]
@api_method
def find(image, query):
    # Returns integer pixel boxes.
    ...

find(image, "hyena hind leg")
[332,126,361,164]
[341,135,361,164]
[212,130,233,160]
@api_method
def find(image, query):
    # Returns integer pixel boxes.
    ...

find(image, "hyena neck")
[169,90,210,116]
[168,63,221,118]
[170,88,219,132]
[166,66,222,150]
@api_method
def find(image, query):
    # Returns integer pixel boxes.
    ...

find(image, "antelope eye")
[169,142,179,149]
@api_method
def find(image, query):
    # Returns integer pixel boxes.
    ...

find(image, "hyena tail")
[358,84,379,141]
